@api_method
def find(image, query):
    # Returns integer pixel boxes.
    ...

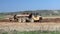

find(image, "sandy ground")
[0,16,60,32]
[0,22,60,32]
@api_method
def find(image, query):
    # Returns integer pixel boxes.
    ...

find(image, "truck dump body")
[16,14,29,18]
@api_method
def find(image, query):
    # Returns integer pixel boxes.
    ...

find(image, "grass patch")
[2,32,8,34]
[0,15,5,19]
[17,31,40,34]
[1,30,60,34]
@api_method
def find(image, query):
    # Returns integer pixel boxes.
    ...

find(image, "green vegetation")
[1,30,60,34]
[2,32,8,34]
[0,15,5,19]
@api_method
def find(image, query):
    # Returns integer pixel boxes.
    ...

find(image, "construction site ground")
[0,17,60,32]
[0,16,60,22]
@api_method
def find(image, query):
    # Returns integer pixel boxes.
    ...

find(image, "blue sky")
[0,0,60,12]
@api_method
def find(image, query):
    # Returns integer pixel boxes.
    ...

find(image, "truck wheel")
[9,20,12,22]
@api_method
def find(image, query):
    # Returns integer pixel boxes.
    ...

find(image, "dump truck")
[9,13,42,22]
